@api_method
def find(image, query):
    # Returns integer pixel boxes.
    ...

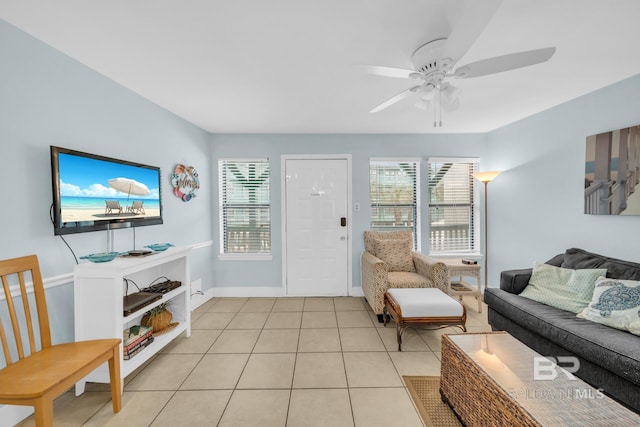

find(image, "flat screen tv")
[50,146,163,235]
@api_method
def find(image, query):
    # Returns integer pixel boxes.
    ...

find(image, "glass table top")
[446,333,639,425]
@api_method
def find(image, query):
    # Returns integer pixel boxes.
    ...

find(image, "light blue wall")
[0,19,212,343]
[0,19,213,270]
[486,74,640,285]
[210,133,487,291]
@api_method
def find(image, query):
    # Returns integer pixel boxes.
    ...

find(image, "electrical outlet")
[191,279,202,295]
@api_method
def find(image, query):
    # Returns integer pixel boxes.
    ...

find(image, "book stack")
[123,325,154,360]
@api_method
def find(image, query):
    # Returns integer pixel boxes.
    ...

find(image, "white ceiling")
[2,0,640,134]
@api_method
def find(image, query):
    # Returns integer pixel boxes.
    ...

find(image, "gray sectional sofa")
[484,248,640,412]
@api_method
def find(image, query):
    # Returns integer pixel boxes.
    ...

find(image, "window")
[427,158,479,254]
[369,159,420,249]
[219,159,271,256]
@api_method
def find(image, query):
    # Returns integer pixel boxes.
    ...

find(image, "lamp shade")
[472,171,501,183]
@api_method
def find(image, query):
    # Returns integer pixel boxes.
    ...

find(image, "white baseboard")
[210,287,286,297]
[204,286,364,298]
[350,287,364,297]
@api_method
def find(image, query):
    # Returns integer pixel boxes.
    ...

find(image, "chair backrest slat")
[30,256,52,349]
[1,274,25,359]
[0,255,52,366]
[0,277,14,364]
[18,271,38,355]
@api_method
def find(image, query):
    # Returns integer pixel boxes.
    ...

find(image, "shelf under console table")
[73,246,191,395]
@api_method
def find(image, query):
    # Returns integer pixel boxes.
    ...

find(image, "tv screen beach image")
[58,153,161,224]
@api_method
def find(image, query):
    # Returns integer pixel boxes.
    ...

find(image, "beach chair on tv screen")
[127,200,145,215]
[105,200,122,215]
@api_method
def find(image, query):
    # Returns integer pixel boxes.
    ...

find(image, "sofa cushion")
[373,238,415,272]
[484,287,640,387]
[578,277,640,335]
[520,262,606,313]
[562,248,640,280]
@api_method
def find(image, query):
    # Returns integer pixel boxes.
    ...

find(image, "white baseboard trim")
[205,286,364,298]
[0,405,33,427]
[351,287,364,297]
[191,287,216,310]
[210,286,285,297]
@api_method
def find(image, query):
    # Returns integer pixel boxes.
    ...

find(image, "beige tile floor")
[16,295,490,427]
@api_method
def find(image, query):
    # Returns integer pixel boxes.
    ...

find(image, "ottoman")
[383,288,467,351]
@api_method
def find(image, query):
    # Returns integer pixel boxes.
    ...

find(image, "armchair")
[361,231,449,322]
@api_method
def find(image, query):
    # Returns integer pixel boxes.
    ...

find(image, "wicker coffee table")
[440,332,640,426]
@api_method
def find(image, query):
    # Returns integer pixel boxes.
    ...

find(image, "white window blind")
[369,159,420,249]
[219,159,271,254]
[427,159,479,254]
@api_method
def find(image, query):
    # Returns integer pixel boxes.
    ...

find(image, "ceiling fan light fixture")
[440,83,461,103]
[419,83,436,100]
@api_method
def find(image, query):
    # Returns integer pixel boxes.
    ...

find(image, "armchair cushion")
[388,271,430,287]
[373,238,415,272]
[364,230,413,254]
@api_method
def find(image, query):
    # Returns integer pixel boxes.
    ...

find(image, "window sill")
[429,253,482,259]
[218,253,273,261]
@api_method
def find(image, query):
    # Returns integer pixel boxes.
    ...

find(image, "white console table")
[73,246,191,394]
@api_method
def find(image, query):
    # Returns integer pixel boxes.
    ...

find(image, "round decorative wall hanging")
[171,164,200,202]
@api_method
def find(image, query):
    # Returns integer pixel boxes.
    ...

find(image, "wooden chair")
[0,255,122,427]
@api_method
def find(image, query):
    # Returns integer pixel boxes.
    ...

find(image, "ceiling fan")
[365,1,556,126]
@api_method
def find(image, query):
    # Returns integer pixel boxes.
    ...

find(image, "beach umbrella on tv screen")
[108,177,150,200]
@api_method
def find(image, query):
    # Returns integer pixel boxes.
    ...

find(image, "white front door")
[284,157,350,296]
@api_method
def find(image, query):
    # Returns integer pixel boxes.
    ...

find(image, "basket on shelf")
[141,303,178,335]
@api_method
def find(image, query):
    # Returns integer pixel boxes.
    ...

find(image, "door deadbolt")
[340,217,347,227]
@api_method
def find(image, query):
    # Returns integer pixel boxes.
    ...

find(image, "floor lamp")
[472,171,501,290]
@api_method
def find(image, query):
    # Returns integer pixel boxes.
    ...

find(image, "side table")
[439,258,483,312]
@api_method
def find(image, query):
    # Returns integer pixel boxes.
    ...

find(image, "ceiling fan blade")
[453,47,556,78]
[440,0,501,65]
[370,86,421,113]
[363,65,420,79]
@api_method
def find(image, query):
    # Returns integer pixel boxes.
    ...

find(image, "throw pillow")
[373,238,415,272]
[577,277,640,335]
[520,262,606,313]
